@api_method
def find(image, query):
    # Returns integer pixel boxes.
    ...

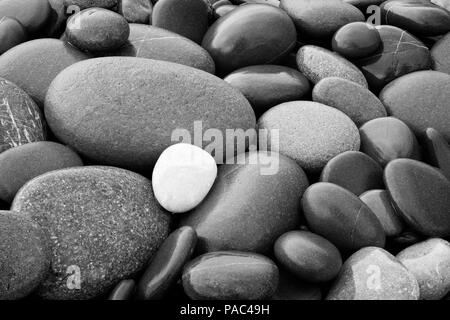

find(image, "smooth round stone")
[153,0,208,44]
[45,57,255,171]
[109,24,215,74]
[320,151,384,196]
[280,0,364,39]
[332,22,381,59]
[63,0,119,10]
[359,117,422,167]
[214,4,237,18]
[182,251,279,300]
[108,279,136,300]
[11,166,171,299]
[431,32,450,74]
[274,231,342,283]
[224,65,311,115]
[422,128,450,180]
[327,247,420,300]
[0,0,51,34]
[379,71,450,140]
[119,0,153,24]
[202,4,297,74]
[152,144,217,213]
[66,8,130,52]
[0,211,49,300]
[0,17,27,54]
[272,270,322,300]
[180,151,309,253]
[296,45,368,87]
[397,238,450,300]
[312,77,386,127]
[257,101,360,173]
[355,25,431,93]
[0,39,89,107]
[0,78,46,153]
[384,159,450,237]
[360,190,404,237]
[137,226,197,300]
[380,0,450,37]
[0,142,83,203]
[302,182,386,252]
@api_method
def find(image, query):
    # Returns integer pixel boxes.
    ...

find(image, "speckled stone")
[180,151,309,253]
[0,0,51,35]
[258,101,360,173]
[0,211,50,300]
[108,279,136,300]
[312,77,386,127]
[108,24,215,73]
[0,78,46,154]
[397,238,450,300]
[379,71,450,141]
[302,183,385,252]
[0,39,90,107]
[63,0,119,10]
[431,32,450,75]
[45,57,255,171]
[359,117,422,167]
[280,0,365,39]
[119,0,153,24]
[332,22,381,59]
[182,251,279,300]
[0,142,83,203]
[0,17,27,55]
[11,166,171,299]
[384,159,450,237]
[320,151,384,196]
[296,45,368,87]
[327,247,420,300]
[272,270,322,300]
[422,128,450,180]
[360,190,404,237]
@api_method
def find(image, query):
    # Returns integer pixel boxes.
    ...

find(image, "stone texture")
[422,128,450,180]
[0,0,51,34]
[332,22,381,59]
[0,17,27,54]
[63,0,119,10]
[119,0,153,24]
[431,32,450,75]
[108,279,135,300]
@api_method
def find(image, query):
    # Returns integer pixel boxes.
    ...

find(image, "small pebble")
[332,22,381,59]
[119,0,153,24]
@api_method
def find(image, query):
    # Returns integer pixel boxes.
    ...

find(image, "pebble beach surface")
[0,0,449,301]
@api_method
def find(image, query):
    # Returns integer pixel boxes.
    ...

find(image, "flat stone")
[0,17,27,54]
[359,117,422,167]
[0,78,46,154]
[108,279,136,300]
[332,22,381,59]
[11,166,171,299]
[0,142,83,203]
[320,151,384,196]
[422,128,450,180]
[0,0,51,35]
[397,238,450,300]
[202,4,297,74]
[182,251,279,300]
[327,247,420,300]
[180,151,309,253]
[63,0,119,10]
[274,231,342,282]
[360,190,404,237]
[379,70,450,141]
[136,226,197,300]
[44,57,255,171]
[312,77,386,127]
[302,182,386,252]
[258,101,360,173]
[0,39,90,107]
[297,45,368,87]
[385,159,450,237]
[119,0,152,24]
[431,32,450,74]
[272,270,322,300]
[0,211,50,300]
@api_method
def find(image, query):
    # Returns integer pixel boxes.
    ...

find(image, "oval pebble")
[397,238,450,300]
[0,211,50,300]
[384,159,450,237]
[0,0,51,35]
[45,57,255,171]
[302,182,386,252]
[108,279,136,300]
[422,128,450,180]
[182,251,279,300]
[312,77,386,127]
[202,4,297,74]
[0,142,83,203]
[320,151,384,196]
[137,226,197,300]
[332,22,381,59]
[0,17,27,55]
[272,270,322,300]
[63,0,119,10]
[359,117,422,167]
[274,231,342,283]
[258,101,360,173]
[119,0,153,24]
[11,166,171,299]
[296,45,368,87]
[180,151,309,253]
[327,247,420,300]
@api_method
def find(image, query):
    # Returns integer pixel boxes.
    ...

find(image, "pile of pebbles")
[0,0,450,301]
